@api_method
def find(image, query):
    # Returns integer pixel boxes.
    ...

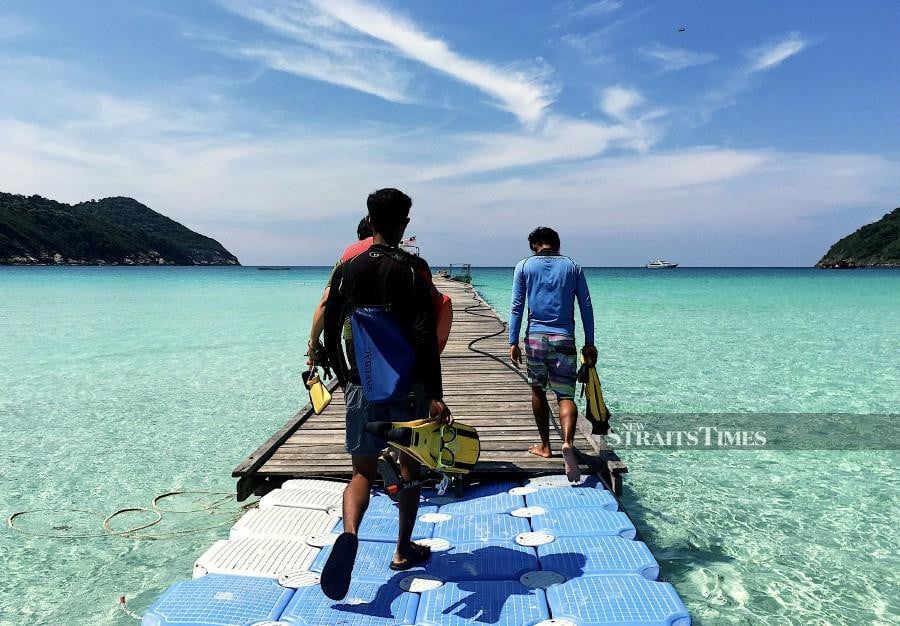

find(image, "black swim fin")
[578,356,611,435]
[366,419,480,473]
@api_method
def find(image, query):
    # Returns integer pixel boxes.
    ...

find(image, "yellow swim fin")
[578,354,611,435]
[365,419,480,474]
[303,369,332,415]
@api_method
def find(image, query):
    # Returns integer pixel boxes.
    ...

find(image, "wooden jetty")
[233,277,626,500]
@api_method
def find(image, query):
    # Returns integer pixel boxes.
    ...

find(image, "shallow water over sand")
[0,266,897,625]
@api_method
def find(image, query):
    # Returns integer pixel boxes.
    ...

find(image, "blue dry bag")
[349,306,415,403]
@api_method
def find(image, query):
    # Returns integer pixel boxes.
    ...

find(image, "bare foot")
[561,445,581,483]
[527,443,553,458]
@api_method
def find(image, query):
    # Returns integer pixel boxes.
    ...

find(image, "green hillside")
[816,207,900,268]
[0,192,239,265]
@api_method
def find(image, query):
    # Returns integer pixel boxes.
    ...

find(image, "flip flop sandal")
[320,532,358,600]
[389,543,431,571]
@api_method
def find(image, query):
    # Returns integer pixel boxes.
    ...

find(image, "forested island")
[816,207,900,268]
[0,192,239,265]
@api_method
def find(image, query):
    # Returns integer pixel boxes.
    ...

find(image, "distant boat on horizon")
[646,259,678,269]
[400,235,419,257]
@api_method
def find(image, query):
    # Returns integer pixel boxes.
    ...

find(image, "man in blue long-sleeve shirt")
[508,227,596,482]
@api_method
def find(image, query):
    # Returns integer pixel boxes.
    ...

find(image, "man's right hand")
[509,344,522,367]
[307,339,333,379]
[306,338,318,368]
[429,399,453,424]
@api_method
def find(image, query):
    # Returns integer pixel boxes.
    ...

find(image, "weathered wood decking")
[233,277,626,500]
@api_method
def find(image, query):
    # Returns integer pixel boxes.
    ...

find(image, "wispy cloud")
[0,14,37,39]
[208,0,412,105]
[4,9,890,266]
[2,64,897,265]
[639,43,716,72]
[233,44,412,103]
[560,6,650,64]
[216,0,556,125]
[692,31,812,122]
[413,117,628,181]
[413,104,666,182]
[569,0,622,19]
[414,147,900,265]
[747,31,808,72]
[600,86,644,119]
[305,0,556,125]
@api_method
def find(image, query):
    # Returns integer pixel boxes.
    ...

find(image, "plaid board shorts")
[524,333,578,399]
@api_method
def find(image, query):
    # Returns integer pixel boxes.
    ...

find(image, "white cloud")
[639,43,716,72]
[600,85,644,119]
[217,0,556,125]
[569,1,622,19]
[1,16,890,266]
[3,94,898,265]
[413,109,666,182]
[414,117,627,181]
[207,0,412,105]
[690,32,811,122]
[306,0,556,125]
[559,32,615,66]
[234,44,412,103]
[0,14,37,39]
[412,148,900,265]
[747,31,808,72]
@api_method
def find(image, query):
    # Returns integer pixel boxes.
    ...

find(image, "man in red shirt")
[308,218,452,368]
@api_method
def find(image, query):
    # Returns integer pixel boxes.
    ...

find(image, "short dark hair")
[367,188,411,230]
[528,226,561,251]
[356,216,372,240]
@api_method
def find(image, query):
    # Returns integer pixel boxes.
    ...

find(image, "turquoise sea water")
[1,266,898,625]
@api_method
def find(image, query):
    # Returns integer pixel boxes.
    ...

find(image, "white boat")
[400,236,419,256]
[646,259,678,269]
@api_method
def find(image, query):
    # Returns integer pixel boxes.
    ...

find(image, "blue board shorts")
[525,333,578,400]
[344,383,429,456]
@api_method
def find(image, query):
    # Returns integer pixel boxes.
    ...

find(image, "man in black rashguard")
[321,188,451,600]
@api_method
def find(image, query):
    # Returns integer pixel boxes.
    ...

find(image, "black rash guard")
[323,243,443,400]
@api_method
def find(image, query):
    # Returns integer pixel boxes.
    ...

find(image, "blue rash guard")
[508,250,595,346]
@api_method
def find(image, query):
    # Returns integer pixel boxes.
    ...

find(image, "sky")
[1,1,898,266]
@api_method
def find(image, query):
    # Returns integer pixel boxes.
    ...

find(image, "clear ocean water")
[0,266,898,625]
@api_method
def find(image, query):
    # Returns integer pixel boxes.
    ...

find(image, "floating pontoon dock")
[138,278,691,625]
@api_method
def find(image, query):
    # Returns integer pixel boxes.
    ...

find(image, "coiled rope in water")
[6,508,110,539]
[103,507,163,536]
[7,490,253,540]
[118,595,143,621]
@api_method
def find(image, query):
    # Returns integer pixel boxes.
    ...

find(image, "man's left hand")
[582,344,598,366]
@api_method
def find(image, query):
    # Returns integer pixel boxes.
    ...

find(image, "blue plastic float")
[279,578,418,626]
[140,574,293,626]
[531,507,637,539]
[415,580,549,626]
[142,475,690,625]
[429,512,530,542]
